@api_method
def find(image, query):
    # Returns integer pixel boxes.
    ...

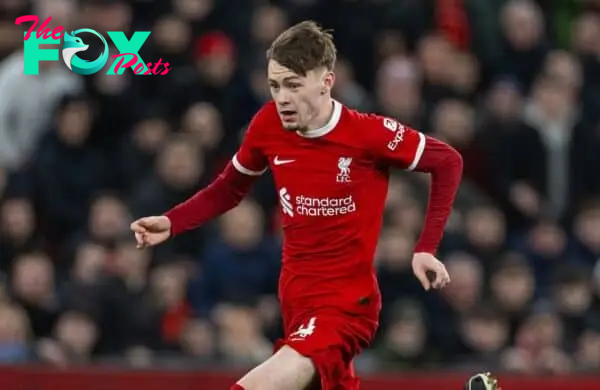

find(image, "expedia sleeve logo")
[387,124,406,151]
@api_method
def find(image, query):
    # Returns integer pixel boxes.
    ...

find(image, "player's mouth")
[280,110,297,122]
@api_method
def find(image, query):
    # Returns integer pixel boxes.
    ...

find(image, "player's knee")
[238,345,316,390]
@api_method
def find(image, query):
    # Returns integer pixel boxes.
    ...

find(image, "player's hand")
[130,216,172,249]
[411,252,450,290]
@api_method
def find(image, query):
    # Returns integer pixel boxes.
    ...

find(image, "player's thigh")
[283,314,370,390]
[237,345,317,390]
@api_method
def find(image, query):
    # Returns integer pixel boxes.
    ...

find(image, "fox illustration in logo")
[62,29,109,75]
[62,32,88,69]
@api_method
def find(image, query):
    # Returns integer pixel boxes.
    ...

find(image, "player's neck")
[306,98,335,131]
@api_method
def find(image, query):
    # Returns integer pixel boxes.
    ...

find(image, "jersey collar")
[297,100,342,138]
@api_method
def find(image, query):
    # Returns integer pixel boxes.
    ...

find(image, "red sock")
[230,385,245,390]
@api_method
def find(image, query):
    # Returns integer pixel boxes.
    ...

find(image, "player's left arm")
[364,115,463,255]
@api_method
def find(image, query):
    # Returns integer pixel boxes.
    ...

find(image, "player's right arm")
[130,109,269,248]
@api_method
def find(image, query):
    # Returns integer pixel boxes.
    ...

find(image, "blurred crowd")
[0,0,600,375]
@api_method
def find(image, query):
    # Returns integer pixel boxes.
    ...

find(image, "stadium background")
[0,0,600,388]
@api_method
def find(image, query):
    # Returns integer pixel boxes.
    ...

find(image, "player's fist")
[130,216,172,249]
[411,252,450,291]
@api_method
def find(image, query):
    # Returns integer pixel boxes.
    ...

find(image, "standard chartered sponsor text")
[295,195,356,216]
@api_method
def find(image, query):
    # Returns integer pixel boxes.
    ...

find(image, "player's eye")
[288,83,301,90]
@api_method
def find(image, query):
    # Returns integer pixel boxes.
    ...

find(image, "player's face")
[268,60,334,131]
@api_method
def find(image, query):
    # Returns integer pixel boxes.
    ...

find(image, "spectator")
[0,0,82,170]
[376,56,423,128]
[130,135,204,217]
[32,95,108,240]
[501,309,573,374]
[117,107,171,193]
[495,76,592,227]
[572,200,600,265]
[375,300,437,370]
[181,102,226,173]
[189,199,280,317]
[429,253,484,359]
[498,0,550,91]
[455,305,510,370]
[489,253,536,338]
[551,264,595,347]
[150,263,192,348]
[152,14,193,66]
[0,197,43,274]
[0,303,32,363]
[446,52,480,102]
[332,57,375,112]
[214,303,272,366]
[179,318,218,362]
[430,99,496,194]
[10,253,60,339]
[377,226,423,317]
[575,328,600,372]
[99,238,160,354]
[37,311,98,366]
[59,241,107,319]
[515,220,569,291]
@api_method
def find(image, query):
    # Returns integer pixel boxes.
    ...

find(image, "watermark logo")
[62,29,108,75]
[16,15,171,76]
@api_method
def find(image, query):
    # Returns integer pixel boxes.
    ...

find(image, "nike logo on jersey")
[273,156,295,165]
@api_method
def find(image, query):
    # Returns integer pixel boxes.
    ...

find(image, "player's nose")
[275,91,292,105]
[276,99,291,109]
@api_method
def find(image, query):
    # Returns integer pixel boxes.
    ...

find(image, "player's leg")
[233,345,317,390]
[295,313,374,390]
[235,313,372,390]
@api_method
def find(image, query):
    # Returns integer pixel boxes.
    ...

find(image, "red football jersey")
[233,100,425,313]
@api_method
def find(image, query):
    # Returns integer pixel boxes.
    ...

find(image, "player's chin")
[280,119,300,131]
[279,111,300,129]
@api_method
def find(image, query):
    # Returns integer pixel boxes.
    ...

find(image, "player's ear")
[322,71,335,95]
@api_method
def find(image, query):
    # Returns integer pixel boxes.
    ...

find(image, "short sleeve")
[363,115,426,171]
[232,109,269,176]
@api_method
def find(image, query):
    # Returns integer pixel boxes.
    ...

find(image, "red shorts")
[274,308,379,390]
